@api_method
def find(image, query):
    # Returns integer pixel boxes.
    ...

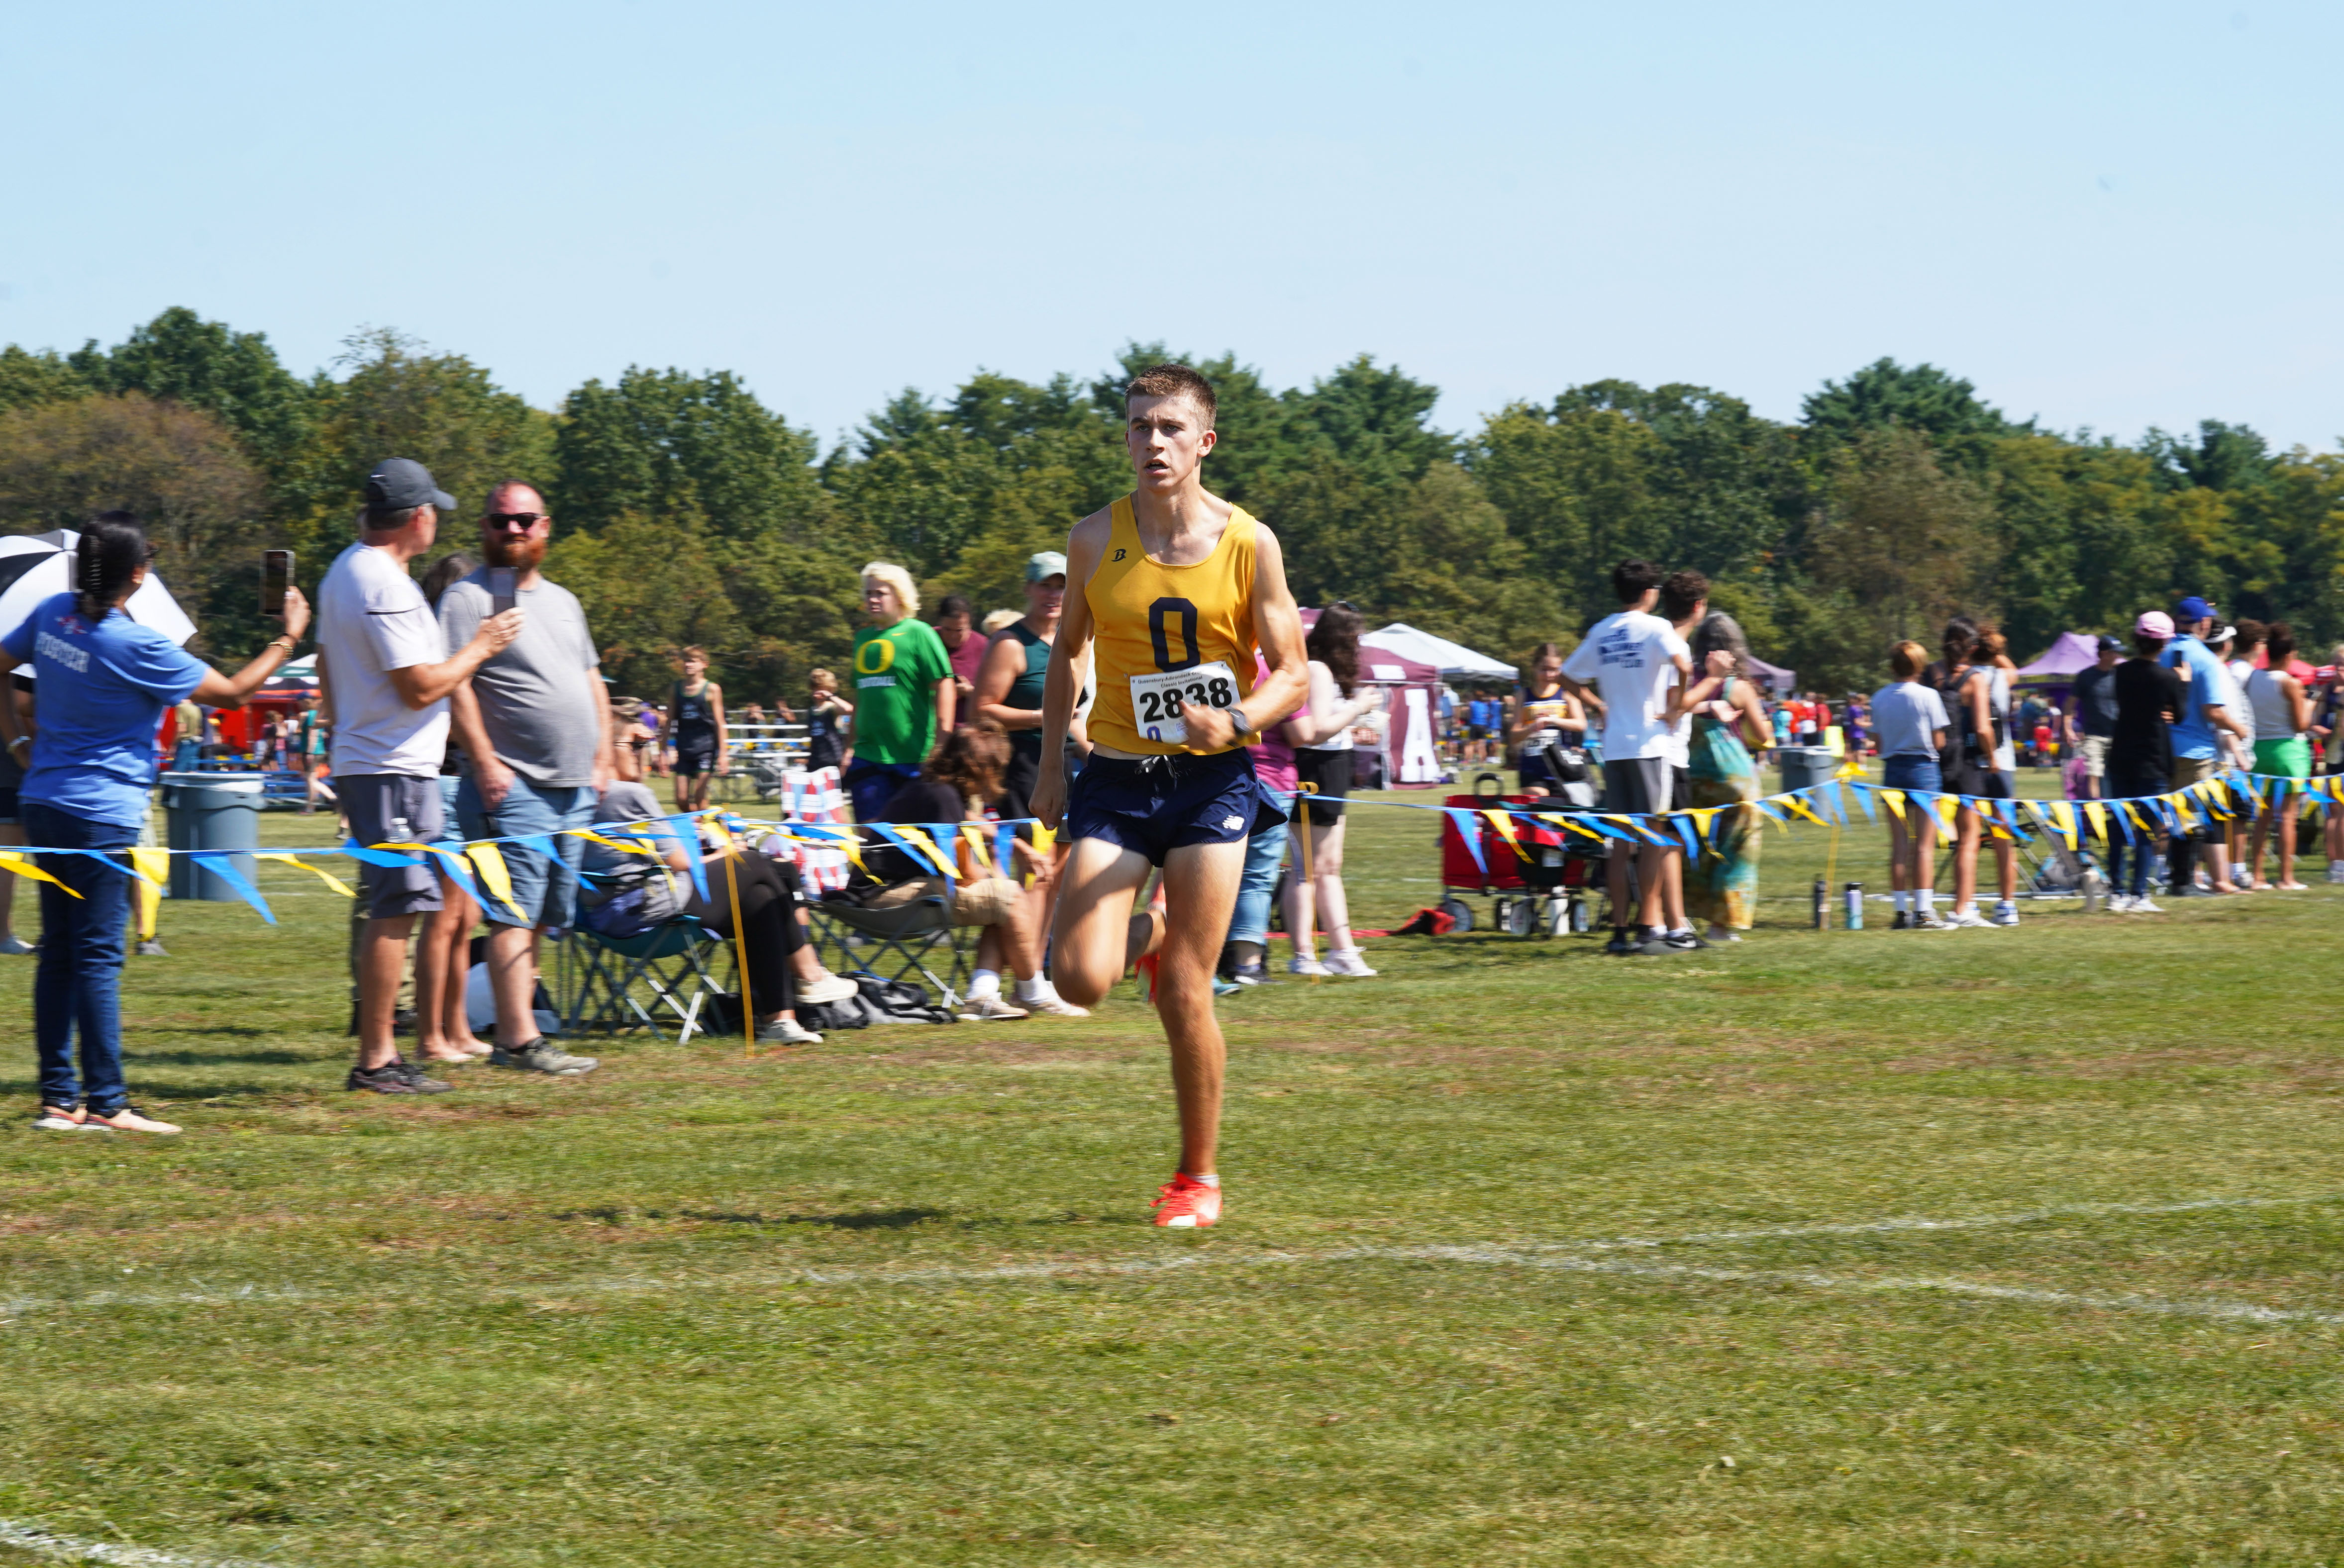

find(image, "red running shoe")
[1133,948,1161,1006]
[1150,1172,1222,1228]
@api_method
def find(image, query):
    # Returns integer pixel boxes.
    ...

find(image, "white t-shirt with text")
[1561,609,1689,760]
[316,541,449,778]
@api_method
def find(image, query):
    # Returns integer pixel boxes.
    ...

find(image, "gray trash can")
[1776,747,1841,793]
[158,772,264,901]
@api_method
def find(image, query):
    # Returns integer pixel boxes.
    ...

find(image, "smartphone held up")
[488,567,518,616]
[261,550,294,618]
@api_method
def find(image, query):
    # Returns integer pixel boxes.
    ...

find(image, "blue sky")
[4,1,2337,452]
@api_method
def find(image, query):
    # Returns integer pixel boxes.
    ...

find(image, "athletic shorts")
[1065,748,1283,867]
[338,772,445,919]
[2078,733,2111,779]
[1672,765,1691,813]
[1291,746,1351,826]
[674,746,715,778]
[2255,736,2312,778]
[2170,756,2219,789]
[1600,756,1671,818]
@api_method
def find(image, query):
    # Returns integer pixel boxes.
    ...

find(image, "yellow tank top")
[1085,495,1260,754]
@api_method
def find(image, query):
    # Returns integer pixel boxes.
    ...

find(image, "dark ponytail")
[77,511,149,622]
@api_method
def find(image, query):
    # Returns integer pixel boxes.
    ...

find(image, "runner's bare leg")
[1152,839,1244,1175]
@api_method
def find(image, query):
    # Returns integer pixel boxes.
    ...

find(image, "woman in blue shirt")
[0,514,309,1134]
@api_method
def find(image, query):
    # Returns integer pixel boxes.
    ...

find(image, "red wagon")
[1435,774,1599,936]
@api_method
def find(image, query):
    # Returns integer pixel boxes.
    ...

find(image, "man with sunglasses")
[436,482,610,1077]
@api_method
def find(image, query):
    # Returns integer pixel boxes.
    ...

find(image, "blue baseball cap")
[2175,595,2216,623]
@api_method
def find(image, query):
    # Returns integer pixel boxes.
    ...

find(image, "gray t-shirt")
[1869,680,1951,758]
[436,570,603,787]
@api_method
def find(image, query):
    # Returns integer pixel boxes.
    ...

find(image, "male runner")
[1030,364,1309,1229]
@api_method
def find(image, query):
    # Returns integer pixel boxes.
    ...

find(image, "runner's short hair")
[1658,570,1710,624]
[936,594,973,622]
[1890,640,1928,681]
[861,562,919,617]
[1610,559,1662,603]
[1125,364,1218,429]
[677,645,708,666]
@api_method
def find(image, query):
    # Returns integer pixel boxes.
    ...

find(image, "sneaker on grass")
[347,1060,451,1095]
[32,1104,90,1131]
[490,1039,599,1076]
[2105,894,2134,913]
[1322,949,1378,977]
[754,1017,822,1045]
[958,993,1030,1022]
[795,971,859,1006]
[1150,1172,1222,1228]
[1288,955,1330,977]
[82,1105,183,1133]
[0,934,33,956]
[1990,901,2021,927]
[1909,910,1951,930]
[2129,895,2165,914]
[1945,907,1996,929]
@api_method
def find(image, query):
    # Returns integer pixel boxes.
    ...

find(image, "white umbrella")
[0,529,199,670]
[259,654,317,694]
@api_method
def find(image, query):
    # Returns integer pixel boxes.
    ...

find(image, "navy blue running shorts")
[1064,748,1284,867]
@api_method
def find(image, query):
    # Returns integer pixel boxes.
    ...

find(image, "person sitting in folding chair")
[577,781,857,1045]
[865,725,1088,1021]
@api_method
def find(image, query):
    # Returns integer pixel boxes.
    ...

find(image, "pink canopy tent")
[2015,632,2102,681]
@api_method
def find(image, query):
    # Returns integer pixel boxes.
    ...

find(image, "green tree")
[284,328,554,569]
[0,345,95,412]
[1470,401,1666,626]
[83,307,313,478]
[1802,358,2017,449]
[553,366,828,543]
[0,392,267,655]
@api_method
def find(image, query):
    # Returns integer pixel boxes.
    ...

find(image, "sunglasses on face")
[483,512,547,532]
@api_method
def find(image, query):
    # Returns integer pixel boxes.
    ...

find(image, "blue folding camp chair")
[551,915,730,1043]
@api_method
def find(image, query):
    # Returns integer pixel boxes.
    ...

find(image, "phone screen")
[261,550,293,617]
[488,567,517,616]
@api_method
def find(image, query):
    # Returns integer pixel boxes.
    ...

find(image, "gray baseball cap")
[1026,550,1068,583]
[364,457,456,513]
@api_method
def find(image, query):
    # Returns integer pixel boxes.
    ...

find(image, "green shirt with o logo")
[849,617,954,766]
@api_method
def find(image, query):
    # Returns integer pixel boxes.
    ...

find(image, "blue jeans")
[456,773,595,930]
[23,801,137,1114]
[1227,815,1290,948]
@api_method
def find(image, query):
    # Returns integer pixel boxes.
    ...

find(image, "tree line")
[2,307,2336,702]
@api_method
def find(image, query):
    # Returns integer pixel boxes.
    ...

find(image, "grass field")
[4,769,2344,1566]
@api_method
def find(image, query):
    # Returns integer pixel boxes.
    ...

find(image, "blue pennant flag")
[665,815,711,901]
[995,823,1015,879]
[929,825,962,883]
[191,854,275,924]
[423,846,479,901]
[509,833,563,868]
[341,840,426,870]
[871,822,941,878]
[1821,779,1851,825]
[1848,781,1877,823]
[1443,808,1486,875]
[1672,814,1701,856]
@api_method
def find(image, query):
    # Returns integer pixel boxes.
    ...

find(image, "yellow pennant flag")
[1934,795,1960,834]
[1879,788,1907,823]
[959,822,994,874]
[130,847,169,940]
[465,842,525,920]
[895,824,950,877]
[257,853,356,899]
[2084,801,2108,842]
[1783,795,1830,828]
[1483,809,1532,859]
[0,851,81,899]
[572,828,659,857]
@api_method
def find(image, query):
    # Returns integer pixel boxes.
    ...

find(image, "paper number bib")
[1129,661,1238,746]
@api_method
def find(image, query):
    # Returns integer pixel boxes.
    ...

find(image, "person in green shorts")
[2244,621,2316,889]
[844,561,955,821]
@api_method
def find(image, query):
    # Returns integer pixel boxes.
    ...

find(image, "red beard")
[486,533,548,571]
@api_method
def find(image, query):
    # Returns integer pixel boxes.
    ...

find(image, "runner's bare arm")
[1179,523,1307,754]
[1029,508,1111,829]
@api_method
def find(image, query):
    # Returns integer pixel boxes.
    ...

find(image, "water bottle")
[2081,863,2105,913]
[1811,876,1827,929]
[1843,881,1864,930]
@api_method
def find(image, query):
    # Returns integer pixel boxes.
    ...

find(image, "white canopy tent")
[1364,623,1518,683]
[0,529,198,677]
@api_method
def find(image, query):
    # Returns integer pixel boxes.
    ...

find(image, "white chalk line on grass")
[5,1191,2341,1328]
[0,1517,285,1567]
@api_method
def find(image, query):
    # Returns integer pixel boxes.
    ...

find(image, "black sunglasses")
[483,512,547,532]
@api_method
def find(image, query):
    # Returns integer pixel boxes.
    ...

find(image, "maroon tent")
[1296,608,1447,787]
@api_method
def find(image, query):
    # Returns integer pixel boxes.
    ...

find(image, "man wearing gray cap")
[315,458,523,1095]
[975,551,1069,821]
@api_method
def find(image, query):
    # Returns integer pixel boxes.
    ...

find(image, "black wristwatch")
[1223,705,1254,738]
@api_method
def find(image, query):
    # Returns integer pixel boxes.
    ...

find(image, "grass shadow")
[554,1206,949,1230]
